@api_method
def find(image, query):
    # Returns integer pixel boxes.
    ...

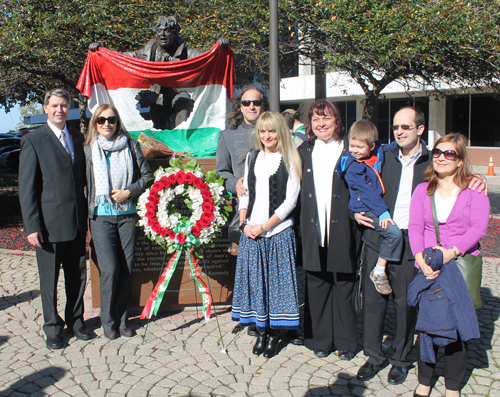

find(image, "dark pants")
[90,214,138,331]
[35,233,87,336]
[362,236,418,367]
[304,246,357,353]
[418,337,468,391]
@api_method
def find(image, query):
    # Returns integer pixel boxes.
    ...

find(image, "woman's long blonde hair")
[424,133,473,195]
[252,111,302,180]
[84,104,130,145]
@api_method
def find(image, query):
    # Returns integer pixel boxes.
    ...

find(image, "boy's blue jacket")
[337,140,397,217]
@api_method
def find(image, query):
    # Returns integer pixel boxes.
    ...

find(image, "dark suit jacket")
[19,123,87,243]
[297,137,361,274]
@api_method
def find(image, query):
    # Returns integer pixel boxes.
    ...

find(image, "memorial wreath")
[137,158,231,321]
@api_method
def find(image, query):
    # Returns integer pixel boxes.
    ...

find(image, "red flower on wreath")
[151,183,162,193]
[151,223,161,233]
[145,201,157,212]
[192,226,201,237]
[167,230,176,239]
[202,202,214,213]
[168,174,177,185]
[185,172,195,184]
[193,178,203,188]
[199,218,211,228]
[161,177,171,188]
[177,234,186,245]
[160,227,169,237]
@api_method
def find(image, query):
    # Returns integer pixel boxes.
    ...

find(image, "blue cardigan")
[407,248,480,363]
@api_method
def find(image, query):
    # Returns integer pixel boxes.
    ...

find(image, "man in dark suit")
[19,88,94,349]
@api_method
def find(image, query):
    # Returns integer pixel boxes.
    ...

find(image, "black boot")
[263,329,283,358]
[252,330,267,355]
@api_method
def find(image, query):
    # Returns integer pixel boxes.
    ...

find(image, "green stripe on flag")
[129,127,221,158]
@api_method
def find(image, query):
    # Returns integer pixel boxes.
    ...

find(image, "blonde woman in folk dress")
[231,111,302,358]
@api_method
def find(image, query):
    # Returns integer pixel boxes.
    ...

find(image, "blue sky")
[0,105,21,134]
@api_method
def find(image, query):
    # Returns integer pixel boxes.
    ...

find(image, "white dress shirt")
[392,145,422,229]
[47,120,74,162]
[312,138,344,246]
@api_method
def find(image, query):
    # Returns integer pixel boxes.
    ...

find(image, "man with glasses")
[216,85,268,198]
[19,89,94,350]
[355,106,486,385]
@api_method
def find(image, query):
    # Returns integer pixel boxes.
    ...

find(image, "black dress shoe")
[73,327,95,341]
[388,365,408,385]
[119,327,135,338]
[356,361,382,381]
[289,330,304,345]
[247,324,258,337]
[314,349,330,358]
[103,329,119,340]
[263,330,283,358]
[46,334,63,350]
[338,351,355,361]
[252,331,267,355]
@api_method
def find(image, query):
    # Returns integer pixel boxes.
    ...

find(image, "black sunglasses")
[432,148,459,161]
[96,116,117,125]
[241,100,263,107]
[390,124,418,131]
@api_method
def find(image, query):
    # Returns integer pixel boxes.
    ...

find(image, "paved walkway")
[0,173,499,396]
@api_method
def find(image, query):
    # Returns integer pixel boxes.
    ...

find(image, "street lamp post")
[269,0,280,112]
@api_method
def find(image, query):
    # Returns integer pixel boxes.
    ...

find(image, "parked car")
[0,137,21,150]
[5,149,20,170]
[0,149,20,170]
[0,145,20,156]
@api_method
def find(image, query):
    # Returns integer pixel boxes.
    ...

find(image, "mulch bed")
[0,189,32,251]
[481,217,500,258]
[1,188,499,257]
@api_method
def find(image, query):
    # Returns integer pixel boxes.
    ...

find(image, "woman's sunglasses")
[96,116,117,125]
[431,148,459,161]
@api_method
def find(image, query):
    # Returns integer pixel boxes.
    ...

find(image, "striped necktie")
[59,131,71,157]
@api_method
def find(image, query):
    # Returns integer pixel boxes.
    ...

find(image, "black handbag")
[227,206,242,244]
[430,194,483,309]
[353,243,364,317]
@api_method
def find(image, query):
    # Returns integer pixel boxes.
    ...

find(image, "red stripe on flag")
[77,42,234,99]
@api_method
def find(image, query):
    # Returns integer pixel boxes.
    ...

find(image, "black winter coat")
[297,138,361,273]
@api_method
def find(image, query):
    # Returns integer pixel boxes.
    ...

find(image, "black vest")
[246,149,289,219]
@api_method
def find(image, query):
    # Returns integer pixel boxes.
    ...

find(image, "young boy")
[337,120,402,295]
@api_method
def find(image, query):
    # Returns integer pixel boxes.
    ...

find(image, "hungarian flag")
[76,43,234,157]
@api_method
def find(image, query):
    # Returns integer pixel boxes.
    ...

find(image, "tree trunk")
[79,97,88,138]
[362,92,379,126]
[315,63,326,100]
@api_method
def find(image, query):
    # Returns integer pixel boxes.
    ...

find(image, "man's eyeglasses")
[241,100,263,107]
[390,124,418,131]
[431,148,459,161]
[96,116,117,125]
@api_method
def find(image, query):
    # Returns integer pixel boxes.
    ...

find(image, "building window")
[377,97,429,143]
[336,101,357,133]
[446,94,500,147]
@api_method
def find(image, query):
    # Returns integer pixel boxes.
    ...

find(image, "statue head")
[153,16,181,50]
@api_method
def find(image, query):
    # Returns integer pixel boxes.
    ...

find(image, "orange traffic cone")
[487,155,496,176]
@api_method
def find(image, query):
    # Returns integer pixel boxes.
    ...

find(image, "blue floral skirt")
[231,226,299,331]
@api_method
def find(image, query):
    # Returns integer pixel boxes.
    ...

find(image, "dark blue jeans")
[365,211,403,262]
